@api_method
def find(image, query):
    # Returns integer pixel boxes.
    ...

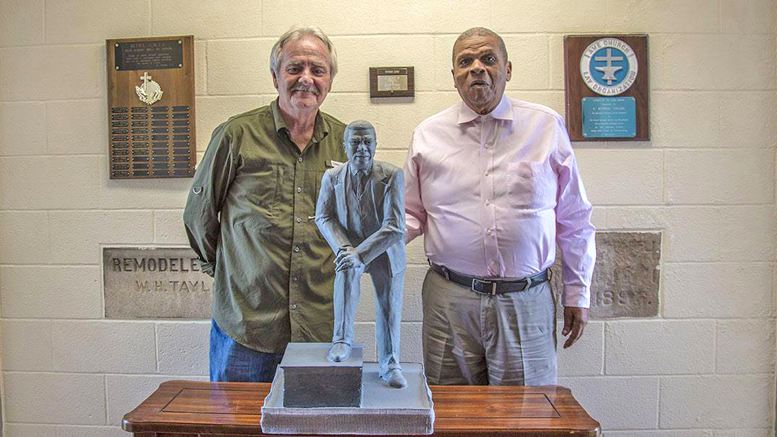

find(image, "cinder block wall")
[0,0,775,436]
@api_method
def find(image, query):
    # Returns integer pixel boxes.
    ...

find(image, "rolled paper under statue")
[315,120,407,389]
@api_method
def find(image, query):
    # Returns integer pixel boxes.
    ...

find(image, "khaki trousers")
[422,268,557,386]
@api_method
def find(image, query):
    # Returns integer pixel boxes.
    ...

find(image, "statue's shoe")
[381,368,407,388]
[328,342,352,362]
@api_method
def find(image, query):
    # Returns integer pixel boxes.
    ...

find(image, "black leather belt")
[430,262,549,296]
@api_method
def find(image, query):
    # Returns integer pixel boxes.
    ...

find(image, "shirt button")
[487,229,493,236]
[298,157,303,163]
[296,217,302,223]
[485,200,491,206]
[294,246,300,253]
[293,276,298,282]
[484,171,488,176]
[297,187,302,193]
[291,304,297,310]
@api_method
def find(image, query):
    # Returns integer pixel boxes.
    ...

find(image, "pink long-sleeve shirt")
[404,95,596,308]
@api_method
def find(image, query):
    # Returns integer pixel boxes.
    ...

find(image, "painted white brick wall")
[0,1,774,436]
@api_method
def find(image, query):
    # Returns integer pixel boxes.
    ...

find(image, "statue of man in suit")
[315,120,407,388]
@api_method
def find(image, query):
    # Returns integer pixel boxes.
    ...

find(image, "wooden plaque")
[107,36,196,179]
[564,35,649,141]
[369,67,415,98]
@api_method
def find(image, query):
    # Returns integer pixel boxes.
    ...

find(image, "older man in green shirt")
[184,26,347,382]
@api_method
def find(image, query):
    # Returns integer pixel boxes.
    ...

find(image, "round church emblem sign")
[580,38,638,96]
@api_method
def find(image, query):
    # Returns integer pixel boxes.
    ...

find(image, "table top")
[122,380,600,436]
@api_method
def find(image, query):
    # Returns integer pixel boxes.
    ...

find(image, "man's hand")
[562,307,588,349]
[335,246,365,272]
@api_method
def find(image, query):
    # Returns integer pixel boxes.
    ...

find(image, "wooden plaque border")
[564,35,649,142]
[369,67,415,98]
[107,35,196,179]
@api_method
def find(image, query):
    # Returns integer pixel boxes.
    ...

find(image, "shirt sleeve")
[182,122,237,277]
[551,117,596,308]
[404,130,427,243]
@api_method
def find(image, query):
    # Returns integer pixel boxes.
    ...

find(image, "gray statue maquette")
[315,120,407,389]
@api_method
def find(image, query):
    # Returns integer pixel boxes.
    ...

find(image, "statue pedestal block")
[280,342,363,408]
[262,342,434,435]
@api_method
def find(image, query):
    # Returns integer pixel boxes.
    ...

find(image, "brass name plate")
[107,36,196,179]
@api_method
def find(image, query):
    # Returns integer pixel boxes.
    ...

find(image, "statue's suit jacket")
[315,161,406,277]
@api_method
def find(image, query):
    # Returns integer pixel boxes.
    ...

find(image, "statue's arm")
[315,170,353,253]
[354,167,405,265]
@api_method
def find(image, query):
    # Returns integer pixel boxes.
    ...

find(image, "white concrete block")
[575,149,663,205]
[0,0,44,46]
[332,36,435,93]
[0,102,46,156]
[719,206,775,262]
[154,210,189,244]
[549,36,564,90]
[717,319,775,374]
[605,320,715,375]
[372,93,454,150]
[648,34,666,91]
[157,322,209,375]
[4,372,105,424]
[152,0,261,39]
[373,150,407,169]
[195,41,207,96]
[401,265,426,322]
[45,0,148,44]
[0,45,102,101]
[5,424,56,437]
[433,35,458,92]
[56,425,127,437]
[666,150,774,205]
[606,431,712,437]
[196,96,265,152]
[660,375,772,429]
[558,376,659,430]
[590,207,607,230]
[720,92,777,148]
[0,212,51,264]
[1,320,52,371]
[47,100,106,155]
[0,156,101,210]
[492,0,607,32]
[721,0,776,33]
[502,36,550,91]
[0,266,101,319]
[51,321,157,373]
[650,92,719,148]
[400,322,423,364]
[99,156,191,209]
[207,39,275,95]
[714,430,771,437]
[105,375,206,425]
[662,35,720,90]
[49,210,154,264]
[663,263,773,319]
[354,322,377,362]
[606,0,719,33]
[557,321,603,377]
[262,0,376,36]
[716,35,776,90]
[319,93,379,131]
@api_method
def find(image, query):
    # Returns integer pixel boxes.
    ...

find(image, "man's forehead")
[280,37,330,62]
[345,127,375,138]
[454,36,500,58]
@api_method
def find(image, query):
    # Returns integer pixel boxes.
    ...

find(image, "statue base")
[261,342,434,435]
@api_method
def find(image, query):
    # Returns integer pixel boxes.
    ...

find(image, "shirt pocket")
[242,164,282,229]
[506,161,556,209]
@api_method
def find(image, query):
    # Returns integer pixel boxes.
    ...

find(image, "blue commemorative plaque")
[582,96,636,138]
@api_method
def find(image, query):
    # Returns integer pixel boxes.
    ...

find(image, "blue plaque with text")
[582,96,636,138]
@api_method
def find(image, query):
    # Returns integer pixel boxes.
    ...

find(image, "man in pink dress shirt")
[404,27,596,386]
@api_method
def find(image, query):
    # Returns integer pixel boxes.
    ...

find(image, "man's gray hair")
[452,27,508,65]
[270,25,338,80]
[343,120,377,145]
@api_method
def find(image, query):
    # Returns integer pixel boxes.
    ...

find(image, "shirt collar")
[270,98,330,143]
[456,94,512,125]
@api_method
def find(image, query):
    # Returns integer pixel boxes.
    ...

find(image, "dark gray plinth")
[281,343,363,408]
[262,362,434,435]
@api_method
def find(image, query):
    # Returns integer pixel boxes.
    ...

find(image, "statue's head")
[343,120,377,172]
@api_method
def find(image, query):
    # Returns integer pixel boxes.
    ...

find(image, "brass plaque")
[370,67,415,98]
[107,36,196,179]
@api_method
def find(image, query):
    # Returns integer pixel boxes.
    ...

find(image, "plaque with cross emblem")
[107,36,196,179]
[564,35,649,142]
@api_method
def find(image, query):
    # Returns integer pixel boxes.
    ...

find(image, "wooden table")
[123,380,600,437]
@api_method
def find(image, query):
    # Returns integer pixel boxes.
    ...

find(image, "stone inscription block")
[103,247,212,319]
[550,232,660,318]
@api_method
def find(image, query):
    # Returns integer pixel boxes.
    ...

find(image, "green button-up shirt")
[184,99,346,353]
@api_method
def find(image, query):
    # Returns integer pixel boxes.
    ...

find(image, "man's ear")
[505,61,512,82]
[271,69,279,90]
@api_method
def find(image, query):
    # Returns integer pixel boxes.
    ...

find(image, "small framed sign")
[564,35,649,141]
[369,67,414,98]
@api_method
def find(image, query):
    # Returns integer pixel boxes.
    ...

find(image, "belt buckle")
[472,278,497,296]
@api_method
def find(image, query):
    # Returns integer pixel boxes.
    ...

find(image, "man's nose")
[299,68,314,84]
[469,60,485,74]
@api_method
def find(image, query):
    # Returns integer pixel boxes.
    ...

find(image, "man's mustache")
[291,85,319,95]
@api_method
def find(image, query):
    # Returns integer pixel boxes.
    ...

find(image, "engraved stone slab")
[281,343,363,408]
[103,246,212,319]
[550,232,660,318]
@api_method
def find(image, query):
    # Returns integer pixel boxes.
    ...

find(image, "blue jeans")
[209,319,284,382]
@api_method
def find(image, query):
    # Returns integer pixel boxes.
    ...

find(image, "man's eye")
[458,58,471,67]
[287,66,301,73]
[484,55,496,64]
